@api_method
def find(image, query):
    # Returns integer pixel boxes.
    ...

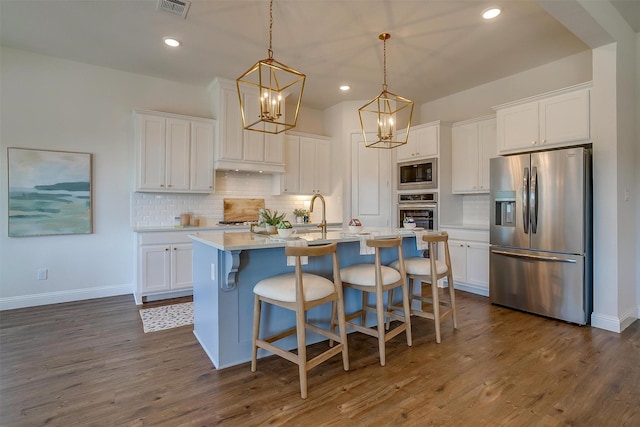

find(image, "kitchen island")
[189,228,421,369]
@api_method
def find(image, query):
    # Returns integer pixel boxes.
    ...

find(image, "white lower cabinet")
[136,232,194,302]
[440,227,489,297]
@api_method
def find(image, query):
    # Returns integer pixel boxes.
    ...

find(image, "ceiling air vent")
[157,0,191,19]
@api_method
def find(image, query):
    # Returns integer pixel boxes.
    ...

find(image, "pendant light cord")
[268,0,274,58]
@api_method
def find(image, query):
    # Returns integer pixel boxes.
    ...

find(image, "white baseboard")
[591,307,638,333]
[453,282,489,297]
[0,284,133,311]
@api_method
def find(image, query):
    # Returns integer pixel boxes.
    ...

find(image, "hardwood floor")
[1,292,638,426]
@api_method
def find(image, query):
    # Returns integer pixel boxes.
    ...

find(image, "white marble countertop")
[189,227,422,251]
[133,222,343,233]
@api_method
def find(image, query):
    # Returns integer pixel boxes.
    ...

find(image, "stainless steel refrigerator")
[489,146,592,324]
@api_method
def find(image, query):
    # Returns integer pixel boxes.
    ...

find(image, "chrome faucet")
[309,193,327,235]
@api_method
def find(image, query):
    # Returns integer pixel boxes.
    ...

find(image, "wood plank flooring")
[1,292,638,426]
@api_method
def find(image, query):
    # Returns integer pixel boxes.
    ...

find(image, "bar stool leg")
[376,288,386,366]
[295,305,308,399]
[448,271,458,329]
[401,278,413,347]
[431,281,442,344]
[251,295,261,372]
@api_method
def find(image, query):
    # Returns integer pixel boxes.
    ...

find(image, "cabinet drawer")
[138,231,193,245]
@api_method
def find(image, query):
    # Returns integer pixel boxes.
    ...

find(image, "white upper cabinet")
[135,110,215,193]
[273,132,331,195]
[211,78,284,173]
[495,84,590,154]
[452,116,496,194]
[396,123,439,161]
[300,136,330,194]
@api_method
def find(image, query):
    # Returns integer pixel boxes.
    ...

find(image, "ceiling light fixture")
[358,33,414,149]
[340,85,350,91]
[482,7,501,20]
[163,37,181,47]
[236,0,305,134]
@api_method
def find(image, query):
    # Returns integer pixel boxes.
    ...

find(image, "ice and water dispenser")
[494,191,516,227]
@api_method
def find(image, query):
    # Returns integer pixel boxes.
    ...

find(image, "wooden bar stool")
[391,231,457,343]
[339,237,412,366]
[251,242,349,399]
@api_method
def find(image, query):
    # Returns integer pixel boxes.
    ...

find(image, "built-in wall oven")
[398,192,437,258]
[398,192,438,231]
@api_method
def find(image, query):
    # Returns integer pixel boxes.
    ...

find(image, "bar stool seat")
[251,242,348,399]
[254,273,336,302]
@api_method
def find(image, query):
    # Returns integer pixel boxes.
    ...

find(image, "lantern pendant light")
[358,33,414,148]
[236,0,306,134]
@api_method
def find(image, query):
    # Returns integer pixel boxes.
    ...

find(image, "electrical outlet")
[37,268,48,280]
[211,263,216,281]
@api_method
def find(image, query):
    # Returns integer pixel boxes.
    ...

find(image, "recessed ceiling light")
[482,7,501,20]
[340,85,350,91]
[163,37,181,47]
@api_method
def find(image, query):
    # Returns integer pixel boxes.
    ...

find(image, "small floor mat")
[139,302,193,333]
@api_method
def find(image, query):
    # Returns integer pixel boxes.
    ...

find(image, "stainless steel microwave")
[398,158,437,190]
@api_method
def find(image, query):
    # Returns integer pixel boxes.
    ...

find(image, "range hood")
[214,159,285,174]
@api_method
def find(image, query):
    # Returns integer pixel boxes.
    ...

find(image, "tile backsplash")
[131,171,312,228]
[461,194,490,225]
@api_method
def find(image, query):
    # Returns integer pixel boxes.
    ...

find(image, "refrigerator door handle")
[522,167,529,234]
[491,249,577,263]
[530,166,538,234]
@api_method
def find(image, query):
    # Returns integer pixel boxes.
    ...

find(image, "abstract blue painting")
[8,148,92,237]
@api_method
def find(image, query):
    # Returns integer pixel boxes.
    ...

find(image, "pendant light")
[358,33,414,149]
[236,0,306,134]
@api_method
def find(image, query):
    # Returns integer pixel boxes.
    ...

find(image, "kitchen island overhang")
[189,229,421,369]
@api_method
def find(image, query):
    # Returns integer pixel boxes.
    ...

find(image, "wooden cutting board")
[223,198,265,222]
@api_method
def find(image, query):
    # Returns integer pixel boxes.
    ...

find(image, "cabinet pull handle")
[531,140,536,145]
[165,248,169,251]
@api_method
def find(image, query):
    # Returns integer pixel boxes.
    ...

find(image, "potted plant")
[259,208,286,233]
[293,208,310,224]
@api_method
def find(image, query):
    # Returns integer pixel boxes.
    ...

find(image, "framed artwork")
[7,148,93,237]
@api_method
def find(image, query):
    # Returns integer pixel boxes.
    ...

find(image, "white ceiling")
[1,1,637,110]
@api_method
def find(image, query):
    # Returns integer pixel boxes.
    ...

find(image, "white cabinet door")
[395,129,416,161]
[447,240,467,283]
[190,121,215,191]
[396,124,438,161]
[415,125,438,158]
[539,89,590,146]
[478,118,496,191]
[279,135,301,193]
[300,137,331,194]
[165,118,191,191]
[171,243,193,290]
[138,114,166,190]
[497,102,539,153]
[264,133,284,164]
[452,118,495,193]
[140,245,171,293]
[452,123,479,193]
[315,139,331,194]
[242,92,266,163]
[466,242,489,290]
[351,133,391,226]
[219,87,244,161]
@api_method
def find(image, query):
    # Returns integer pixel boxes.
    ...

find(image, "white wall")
[0,47,215,308]
[420,50,592,124]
